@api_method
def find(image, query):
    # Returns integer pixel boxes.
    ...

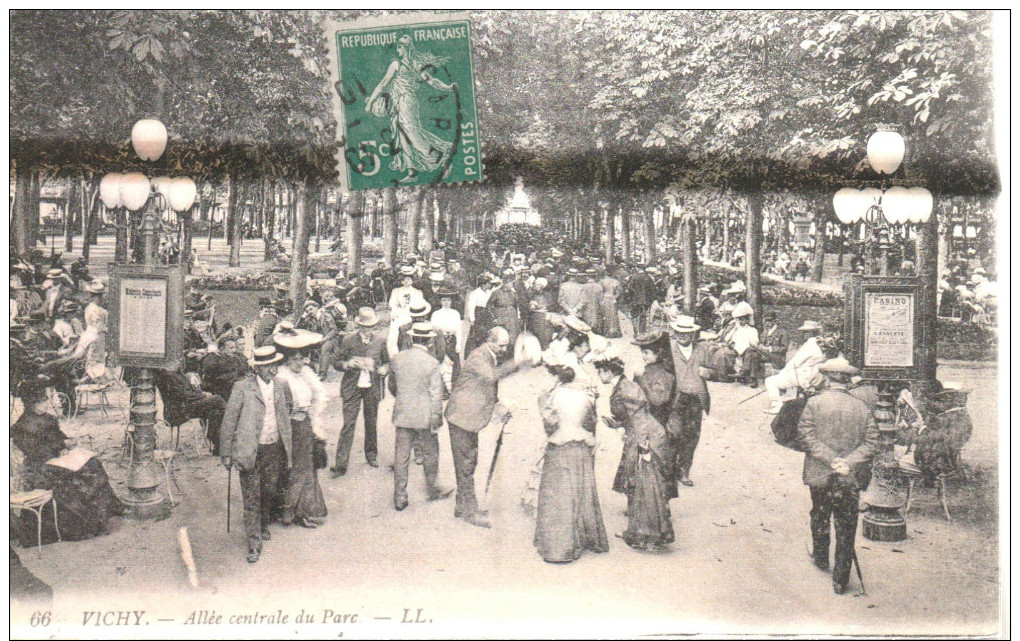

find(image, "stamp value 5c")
[326,12,482,191]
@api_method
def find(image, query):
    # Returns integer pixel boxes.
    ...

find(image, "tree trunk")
[289,180,313,315]
[288,186,297,239]
[62,179,76,252]
[27,172,42,253]
[181,207,193,274]
[207,199,215,251]
[314,199,321,253]
[620,207,631,262]
[264,180,275,260]
[745,192,764,332]
[114,208,128,264]
[603,206,615,265]
[916,200,940,388]
[937,209,951,279]
[811,213,826,282]
[722,215,730,263]
[407,186,423,254]
[682,215,697,316]
[12,166,37,256]
[346,190,365,278]
[382,187,398,266]
[228,174,242,267]
[643,208,657,263]
[776,210,788,254]
[421,190,435,255]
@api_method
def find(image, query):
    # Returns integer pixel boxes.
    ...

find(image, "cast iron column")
[123,198,171,520]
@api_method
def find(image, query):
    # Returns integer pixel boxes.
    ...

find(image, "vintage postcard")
[8,9,1007,640]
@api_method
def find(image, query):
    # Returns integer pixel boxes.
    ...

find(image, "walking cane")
[852,547,867,595]
[226,465,232,533]
[484,411,513,499]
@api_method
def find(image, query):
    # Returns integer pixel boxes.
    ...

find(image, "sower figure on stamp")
[444,326,527,528]
[797,357,878,595]
[332,307,389,477]
[665,315,712,488]
[388,322,453,511]
[220,346,293,564]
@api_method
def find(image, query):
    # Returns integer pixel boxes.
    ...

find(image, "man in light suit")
[388,323,453,511]
[220,345,293,564]
[666,315,713,488]
[797,358,878,595]
[444,326,524,528]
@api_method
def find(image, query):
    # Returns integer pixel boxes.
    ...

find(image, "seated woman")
[597,355,675,551]
[10,377,123,546]
[533,363,609,564]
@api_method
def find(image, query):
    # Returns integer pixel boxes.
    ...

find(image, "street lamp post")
[104,120,196,519]
[833,127,935,543]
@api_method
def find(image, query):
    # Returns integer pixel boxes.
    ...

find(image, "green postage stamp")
[326,12,482,191]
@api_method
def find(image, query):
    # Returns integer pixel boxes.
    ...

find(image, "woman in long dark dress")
[533,365,609,563]
[10,380,123,546]
[527,278,556,349]
[274,331,328,528]
[597,356,675,550]
[625,332,678,500]
[488,270,522,345]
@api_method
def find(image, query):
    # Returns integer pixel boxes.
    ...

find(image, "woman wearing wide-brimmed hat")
[273,327,329,529]
[596,353,675,550]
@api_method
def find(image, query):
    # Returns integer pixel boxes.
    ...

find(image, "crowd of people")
[7,233,975,596]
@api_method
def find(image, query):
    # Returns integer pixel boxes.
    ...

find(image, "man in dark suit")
[624,266,657,335]
[443,326,524,527]
[153,367,227,456]
[201,332,250,402]
[797,357,878,595]
[388,323,452,511]
[331,307,388,476]
[220,346,293,563]
[665,315,713,488]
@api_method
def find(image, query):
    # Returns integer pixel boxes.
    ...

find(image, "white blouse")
[277,365,328,438]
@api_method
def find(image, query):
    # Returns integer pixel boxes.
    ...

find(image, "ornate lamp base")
[862,507,907,542]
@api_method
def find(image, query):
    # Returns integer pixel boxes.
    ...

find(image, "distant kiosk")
[495,177,541,227]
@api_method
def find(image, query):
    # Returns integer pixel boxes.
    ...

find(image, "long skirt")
[282,417,328,526]
[14,459,123,547]
[613,440,677,501]
[599,297,622,338]
[534,441,609,563]
[622,454,675,549]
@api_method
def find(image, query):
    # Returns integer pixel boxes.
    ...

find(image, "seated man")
[764,320,828,415]
[201,331,250,402]
[153,367,227,456]
[758,312,789,371]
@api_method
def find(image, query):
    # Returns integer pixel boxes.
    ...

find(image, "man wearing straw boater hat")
[220,345,293,564]
[796,357,878,595]
[331,307,389,476]
[388,322,453,511]
[764,320,828,415]
[665,314,713,488]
